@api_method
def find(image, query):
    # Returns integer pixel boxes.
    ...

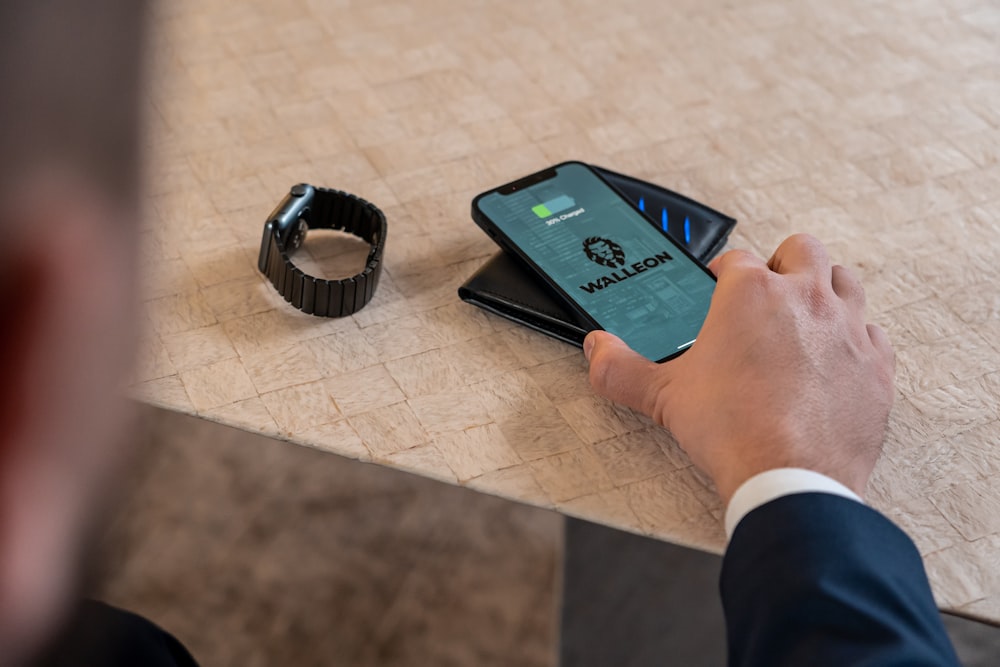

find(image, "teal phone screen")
[476,162,715,361]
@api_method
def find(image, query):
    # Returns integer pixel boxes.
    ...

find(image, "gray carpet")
[95,407,560,666]
[90,407,1000,666]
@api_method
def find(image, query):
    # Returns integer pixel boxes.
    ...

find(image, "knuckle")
[833,263,858,280]
[724,248,756,263]
[780,233,829,265]
[718,248,758,272]
[787,232,822,250]
[853,282,867,304]
[834,265,867,301]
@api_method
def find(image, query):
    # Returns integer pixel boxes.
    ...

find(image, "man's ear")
[0,191,135,666]
[0,240,50,453]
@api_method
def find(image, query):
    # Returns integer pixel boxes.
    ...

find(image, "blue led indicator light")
[638,197,645,212]
[661,208,668,232]
[684,216,691,243]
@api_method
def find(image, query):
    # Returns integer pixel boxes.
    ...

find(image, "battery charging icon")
[532,195,576,218]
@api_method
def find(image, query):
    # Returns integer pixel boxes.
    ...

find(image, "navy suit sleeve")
[721,493,960,667]
[37,600,199,667]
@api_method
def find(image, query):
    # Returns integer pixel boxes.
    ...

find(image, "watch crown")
[266,184,315,251]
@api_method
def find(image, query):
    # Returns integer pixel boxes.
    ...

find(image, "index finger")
[767,234,832,281]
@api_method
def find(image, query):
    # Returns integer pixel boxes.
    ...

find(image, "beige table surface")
[136,0,1000,620]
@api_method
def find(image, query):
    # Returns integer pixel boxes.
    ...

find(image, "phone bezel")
[471,160,717,363]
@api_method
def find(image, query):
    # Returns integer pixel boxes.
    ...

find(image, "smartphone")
[472,161,716,362]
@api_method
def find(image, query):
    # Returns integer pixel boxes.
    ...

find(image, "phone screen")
[474,162,715,362]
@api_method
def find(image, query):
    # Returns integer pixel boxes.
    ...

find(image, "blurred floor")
[92,407,1000,666]
[94,407,561,667]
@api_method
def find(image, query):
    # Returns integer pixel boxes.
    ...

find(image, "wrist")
[713,461,780,507]
[723,468,865,538]
[714,459,870,507]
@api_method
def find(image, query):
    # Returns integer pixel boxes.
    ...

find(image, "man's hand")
[584,234,895,505]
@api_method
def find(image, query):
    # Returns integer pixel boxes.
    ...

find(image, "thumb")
[584,330,670,418]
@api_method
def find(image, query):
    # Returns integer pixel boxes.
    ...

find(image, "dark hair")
[0,0,150,203]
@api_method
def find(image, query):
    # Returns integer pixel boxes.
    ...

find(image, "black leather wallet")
[458,166,737,346]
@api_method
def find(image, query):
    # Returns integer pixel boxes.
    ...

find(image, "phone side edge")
[470,194,603,335]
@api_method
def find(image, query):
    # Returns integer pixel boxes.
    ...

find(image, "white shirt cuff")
[723,468,863,539]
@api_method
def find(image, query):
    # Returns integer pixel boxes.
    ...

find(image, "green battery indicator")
[532,195,576,218]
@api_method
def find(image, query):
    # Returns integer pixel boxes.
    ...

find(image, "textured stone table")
[136,0,1000,621]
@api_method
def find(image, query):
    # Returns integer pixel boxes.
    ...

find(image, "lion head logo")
[583,236,626,268]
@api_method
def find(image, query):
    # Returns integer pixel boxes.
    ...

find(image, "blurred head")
[0,1,149,663]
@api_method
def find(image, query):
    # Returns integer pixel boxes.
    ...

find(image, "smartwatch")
[258,184,387,317]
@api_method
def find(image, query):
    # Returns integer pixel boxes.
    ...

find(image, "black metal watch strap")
[258,184,387,317]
